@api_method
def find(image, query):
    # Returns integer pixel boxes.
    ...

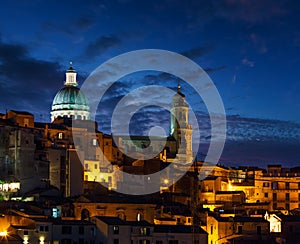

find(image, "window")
[61,239,72,244]
[286,182,290,190]
[114,239,119,244]
[40,225,49,232]
[194,241,200,244]
[272,182,278,190]
[137,213,143,221]
[24,231,28,236]
[168,241,179,244]
[211,225,213,234]
[257,226,261,234]
[286,203,290,210]
[58,132,64,139]
[62,226,72,234]
[113,226,119,235]
[139,241,150,244]
[94,164,98,170]
[286,193,290,201]
[156,241,163,244]
[273,193,277,201]
[238,226,243,234]
[24,118,29,127]
[79,226,84,235]
[140,227,150,236]
[92,139,97,146]
[264,192,268,198]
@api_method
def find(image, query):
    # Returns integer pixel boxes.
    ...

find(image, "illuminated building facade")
[0,111,49,195]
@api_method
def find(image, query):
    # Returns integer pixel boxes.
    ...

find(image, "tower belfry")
[64,61,78,87]
[170,82,193,163]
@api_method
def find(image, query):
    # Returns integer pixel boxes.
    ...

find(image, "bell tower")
[170,83,193,163]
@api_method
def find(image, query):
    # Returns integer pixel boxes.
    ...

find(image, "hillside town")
[0,65,299,244]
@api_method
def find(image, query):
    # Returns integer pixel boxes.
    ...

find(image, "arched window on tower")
[58,132,64,140]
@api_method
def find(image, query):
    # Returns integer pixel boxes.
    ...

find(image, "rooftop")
[154,225,207,234]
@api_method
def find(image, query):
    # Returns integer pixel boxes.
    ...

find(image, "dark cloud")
[180,45,214,60]
[219,139,300,167]
[75,16,96,30]
[0,42,28,61]
[83,35,121,59]
[42,22,74,36]
[204,65,226,73]
[212,0,289,24]
[0,39,64,120]
[40,15,96,39]
[194,112,300,166]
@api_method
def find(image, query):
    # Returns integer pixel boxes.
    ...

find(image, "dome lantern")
[64,61,78,87]
[50,62,90,122]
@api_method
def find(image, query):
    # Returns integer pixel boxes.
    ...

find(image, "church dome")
[50,62,90,122]
[52,86,89,112]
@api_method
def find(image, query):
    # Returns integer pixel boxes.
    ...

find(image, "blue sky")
[0,0,300,166]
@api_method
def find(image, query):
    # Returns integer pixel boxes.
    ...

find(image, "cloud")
[75,16,96,30]
[0,39,64,119]
[242,57,255,67]
[83,35,121,59]
[204,65,226,73]
[42,22,74,36]
[213,0,289,24]
[41,15,96,36]
[196,113,300,165]
[249,33,268,54]
[180,45,214,60]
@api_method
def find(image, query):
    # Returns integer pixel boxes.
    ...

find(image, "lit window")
[58,132,64,139]
[113,226,119,234]
[140,227,150,236]
[92,139,97,146]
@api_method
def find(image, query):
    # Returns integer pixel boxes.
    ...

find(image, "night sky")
[0,0,300,167]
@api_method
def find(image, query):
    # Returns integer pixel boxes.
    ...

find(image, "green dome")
[52,86,89,112]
